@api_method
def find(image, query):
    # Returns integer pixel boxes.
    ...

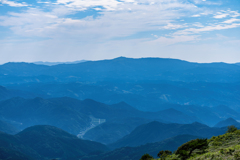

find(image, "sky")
[0,0,240,64]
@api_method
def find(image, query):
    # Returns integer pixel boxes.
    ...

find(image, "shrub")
[140,153,153,160]
[234,151,240,160]
[227,125,238,133]
[176,138,208,160]
[158,150,172,159]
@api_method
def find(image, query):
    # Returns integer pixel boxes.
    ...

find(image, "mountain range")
[108,121,226,149]
[0,125,108,160]
[1,57,240,83]
[0,97,199,136]
[0,57,239,112]
[83,134,202,160]
[0,57,239,160]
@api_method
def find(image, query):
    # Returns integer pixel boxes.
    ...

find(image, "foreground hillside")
[190,128,240,160]
[142,127,240,160]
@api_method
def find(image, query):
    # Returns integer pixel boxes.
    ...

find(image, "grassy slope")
[148,129,240,160]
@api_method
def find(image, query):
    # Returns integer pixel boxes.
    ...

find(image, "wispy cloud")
[223,18,240,24]
[214,9,240,19]
[0,0,28,7]
[174,23,240,35]
[0,0,199,40]
[191,0,221,5]
[0,0,240,63]
[55,0,122,11]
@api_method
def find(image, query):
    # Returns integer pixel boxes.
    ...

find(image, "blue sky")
[0,0,239,64]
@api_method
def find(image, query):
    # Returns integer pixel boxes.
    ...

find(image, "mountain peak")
[214,118,240,128]
[16,125,77,139]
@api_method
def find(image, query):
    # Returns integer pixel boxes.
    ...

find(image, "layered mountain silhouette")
[0,85,43,101]
[0,125,109,160]
[0,120,19,134]
[0,97,91,134]
[1,57,239,112]
[214,118,240,128]
[83,117,152,144]
[5,80,240,113]
[0,57,239,159]
[108,121,226,149]
[0,97,200,135]
[0,131,42,160]
[82,135,202,160]
[1,57,240,83]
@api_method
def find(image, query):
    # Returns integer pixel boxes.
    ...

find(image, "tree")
[140,153,153,160]
[227,125,237,133]
[158,150,172,159]
[175,138,208,160]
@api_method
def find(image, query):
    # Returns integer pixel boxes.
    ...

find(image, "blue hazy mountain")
[0,120,19,134]
[82,135,202,160]
[0,57,239,83]
[0,57,239,159]
[0,125,108,160]
[0,97,92,135]
[82,108,200,145]
[82,117,153,144]
[0,131,42,160]
[108,121,226,149]
[4,80,239,113]
[0,97,200,136]
[1,57,239,112]
[0,85,46,101]
[214,118,240,128]
[16,125,109,160]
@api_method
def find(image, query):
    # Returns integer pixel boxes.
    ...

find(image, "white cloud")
[214,9,240,19]
[161,23,187,30]
[191,0,221,5]
[147,35,198,46]
[0,0,199,40]
[214,13,228,19]
[1,0,240,63]
[223,18,240,24]
[55,0,122,11]
[192,14,200,17]
[174,23,240,35]
[192,22,204,27]
[0,0,28,7]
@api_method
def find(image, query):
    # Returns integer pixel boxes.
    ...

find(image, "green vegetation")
[140,126,240,160]
[140,153,154,160]
[227,125,238,133]
[158,150,172,159]
[175,138,208,159]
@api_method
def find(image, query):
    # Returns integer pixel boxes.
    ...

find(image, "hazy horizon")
[1,56,240,65]
[0,0,240,64]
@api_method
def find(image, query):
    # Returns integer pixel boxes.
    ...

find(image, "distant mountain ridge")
[1,57,239,83]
